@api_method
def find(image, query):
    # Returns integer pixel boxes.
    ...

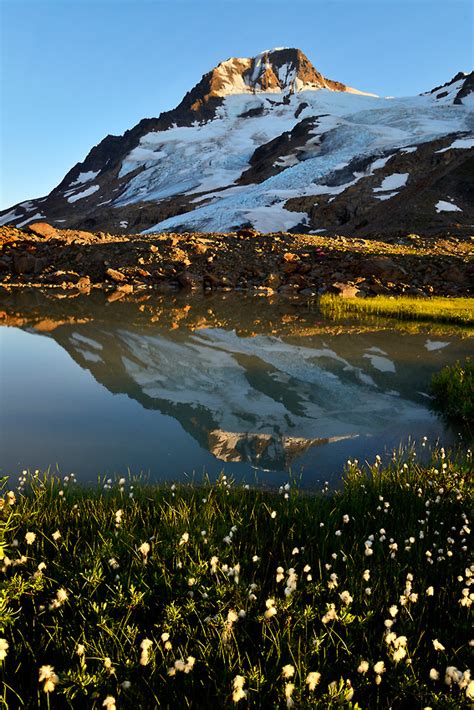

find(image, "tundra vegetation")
[431,358,474,426]
[0,445,472,708]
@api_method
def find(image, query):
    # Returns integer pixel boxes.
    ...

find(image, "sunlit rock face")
[1,49,472,237]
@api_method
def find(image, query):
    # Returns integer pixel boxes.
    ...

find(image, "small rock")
[265,273,282,289]
[106,267,126,282]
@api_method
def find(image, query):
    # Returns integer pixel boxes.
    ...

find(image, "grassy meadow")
[0,445,472,708]
[319,296,474,326]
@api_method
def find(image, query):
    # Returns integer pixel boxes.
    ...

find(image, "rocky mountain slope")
[1,48,473,237]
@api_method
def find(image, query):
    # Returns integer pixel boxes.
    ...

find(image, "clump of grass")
[320,295,474,325]
[431,358,474,425]
[0,446,473,708]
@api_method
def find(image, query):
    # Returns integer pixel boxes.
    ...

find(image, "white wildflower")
[0,639,8,662]
[25,532,36,545]
[306,671,321,690]
[232,675,246,703]
[282,664,295,679]
[38,665,59,693]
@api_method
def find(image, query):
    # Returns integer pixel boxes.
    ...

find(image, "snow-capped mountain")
[1,48,473,236]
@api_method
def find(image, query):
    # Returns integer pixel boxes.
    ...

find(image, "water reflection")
[0,290,471,483]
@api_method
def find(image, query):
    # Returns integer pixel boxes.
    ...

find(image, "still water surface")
[0,291,471,487]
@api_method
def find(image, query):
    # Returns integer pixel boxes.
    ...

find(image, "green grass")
[0,447,473,708]
[319,295,474,325]
[431,358,474,426]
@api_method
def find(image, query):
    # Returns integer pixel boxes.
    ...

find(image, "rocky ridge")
[0,224,472,299]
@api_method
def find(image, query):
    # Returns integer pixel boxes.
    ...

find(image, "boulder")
[443,265,469,285]
[50,270,82,285]
[236,228,259,238]
[192,242,208,255]
[27,222,57,239]
[359,256,406,280]
[331,282,361,298]
[13,254,36,274]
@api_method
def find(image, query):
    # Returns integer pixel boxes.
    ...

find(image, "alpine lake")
[0,289,472,489]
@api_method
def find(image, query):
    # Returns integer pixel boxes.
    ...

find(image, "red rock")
[27,222,57,239]
[106,267,126,282]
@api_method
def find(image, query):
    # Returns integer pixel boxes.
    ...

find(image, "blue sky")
[1,0,472,209]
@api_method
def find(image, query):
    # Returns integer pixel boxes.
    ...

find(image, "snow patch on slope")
[435,136,474,153]
[69,170,100,186]
[373,173,409,192]
[435,199,462,212]
[16,212,46,227]
[67,185,100,203]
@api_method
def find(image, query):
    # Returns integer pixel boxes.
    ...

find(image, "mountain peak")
[185,47,375,109]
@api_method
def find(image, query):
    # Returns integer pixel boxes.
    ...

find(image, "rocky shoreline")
[0,223,472,299]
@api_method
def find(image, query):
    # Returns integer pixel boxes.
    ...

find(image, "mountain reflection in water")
[0,290,470,484]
